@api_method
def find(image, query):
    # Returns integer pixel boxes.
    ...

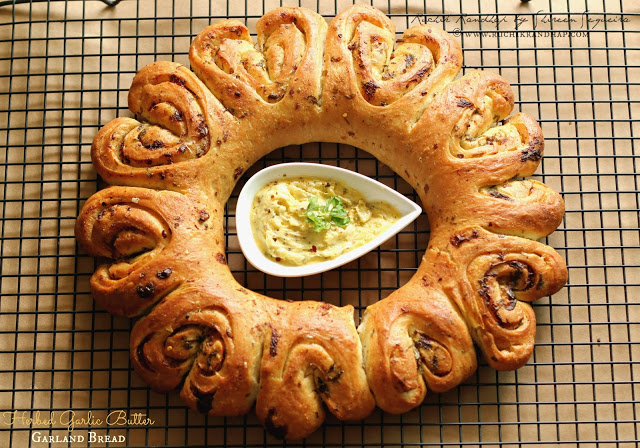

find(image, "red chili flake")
[199,210,210,222]
[309,246,317,253]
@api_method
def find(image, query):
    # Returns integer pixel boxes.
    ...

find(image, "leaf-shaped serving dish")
[236,163,422,277]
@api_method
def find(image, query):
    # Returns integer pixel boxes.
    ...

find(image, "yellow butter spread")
[250,176,401,266]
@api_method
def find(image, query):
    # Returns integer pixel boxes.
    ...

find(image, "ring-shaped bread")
[75,5,567,440]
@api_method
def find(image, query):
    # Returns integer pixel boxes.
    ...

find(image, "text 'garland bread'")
[75,5,568,440]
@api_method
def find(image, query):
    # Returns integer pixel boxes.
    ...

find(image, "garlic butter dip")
[250,176,402,266]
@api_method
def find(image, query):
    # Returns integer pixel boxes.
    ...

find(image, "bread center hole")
[226,143,429,317]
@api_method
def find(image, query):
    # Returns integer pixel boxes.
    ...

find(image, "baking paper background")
[1,0,638,446]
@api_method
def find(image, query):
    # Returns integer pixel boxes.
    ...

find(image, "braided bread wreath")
[75,5,568,440]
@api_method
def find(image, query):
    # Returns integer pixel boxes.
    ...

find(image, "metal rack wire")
[0,0,638,446]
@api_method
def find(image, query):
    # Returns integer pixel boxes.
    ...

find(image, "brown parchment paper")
[1,0,638,447]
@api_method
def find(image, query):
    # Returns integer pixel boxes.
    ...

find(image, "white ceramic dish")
[235,163,422,277]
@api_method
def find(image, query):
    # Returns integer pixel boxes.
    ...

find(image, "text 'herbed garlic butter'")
[250,176,401,266]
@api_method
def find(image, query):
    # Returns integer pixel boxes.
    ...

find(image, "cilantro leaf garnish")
[303,195,350,232]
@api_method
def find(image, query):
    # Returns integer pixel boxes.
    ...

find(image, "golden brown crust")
[256,300,374,440]
[74,186,222,317]
[76,4,568,439]
[91,62,234,195]
[358,280,477,414]
[128,285,374,439]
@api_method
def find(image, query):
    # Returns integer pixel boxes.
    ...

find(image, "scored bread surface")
[75,5,567,440]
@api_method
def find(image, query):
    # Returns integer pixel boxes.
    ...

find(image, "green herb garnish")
[303,195,350,232]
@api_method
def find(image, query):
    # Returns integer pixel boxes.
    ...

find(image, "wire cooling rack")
[0,0,638,447]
